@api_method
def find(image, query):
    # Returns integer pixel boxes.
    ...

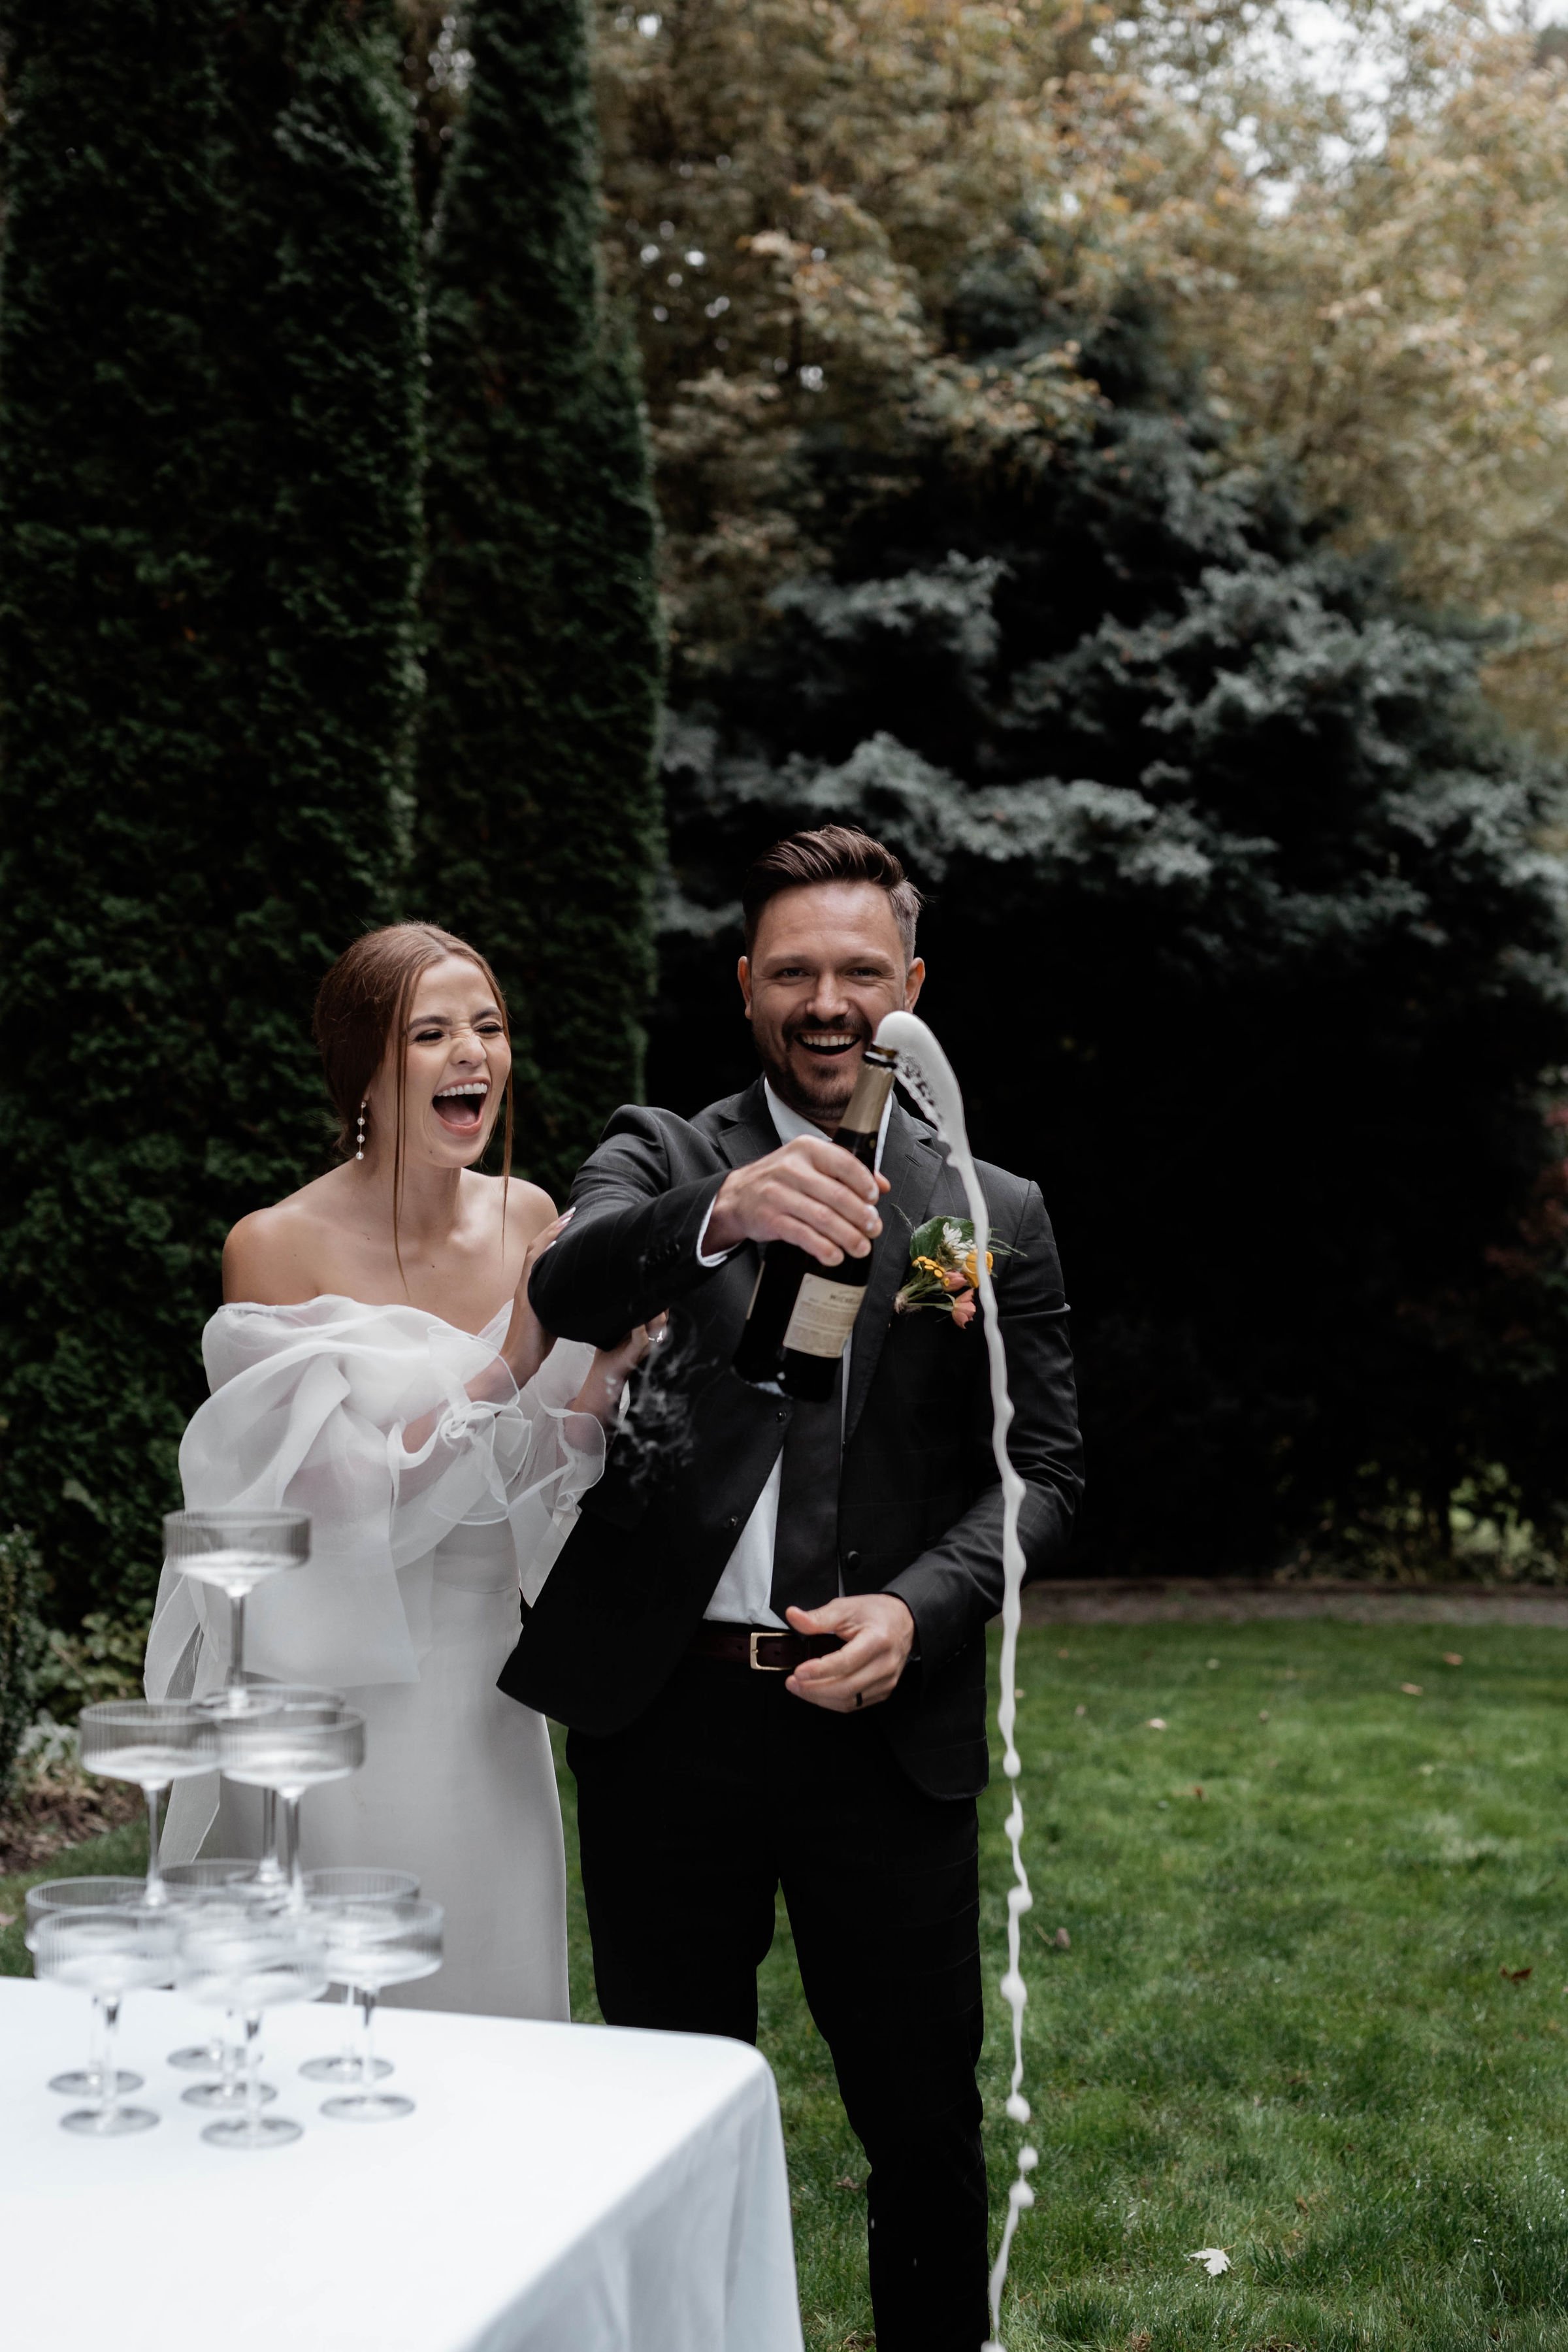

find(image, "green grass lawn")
[12,1620,1568,2350]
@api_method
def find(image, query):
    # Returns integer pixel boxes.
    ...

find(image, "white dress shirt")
[700,1079,892,1628]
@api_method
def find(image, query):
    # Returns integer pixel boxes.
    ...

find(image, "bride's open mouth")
[432,1080,489,1137]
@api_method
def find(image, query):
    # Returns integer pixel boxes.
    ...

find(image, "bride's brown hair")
[313,924,514,1281]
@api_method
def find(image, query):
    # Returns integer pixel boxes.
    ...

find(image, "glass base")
[167,2042,229,2073]
[182,2076,277,2111]
[61,2104,158,2136]
[300,2052,391,2083]
[49,2068,142,2098]
[321,2090,414,2123]
[203,2112,302,2150]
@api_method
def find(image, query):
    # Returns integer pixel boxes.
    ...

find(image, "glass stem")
[86,1992,108,2093]
[242,2012,263,2136]
[99,1997,122,2126]
[359,1989,379,2089]
[282,1793,305,1912]
[255,1790,283,1889]
[226,1587,247,1697]
[220,2008,243,2101]
[341,1978,357,2061]
[142,1781,168,1908]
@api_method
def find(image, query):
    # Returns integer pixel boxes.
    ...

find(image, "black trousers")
[567,1656,990,2352]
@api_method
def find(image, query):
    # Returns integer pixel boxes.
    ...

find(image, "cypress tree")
[414,0,663,1201]
[0,0,422,1618]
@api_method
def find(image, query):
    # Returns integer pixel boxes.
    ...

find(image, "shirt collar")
[764,1076,892,1173]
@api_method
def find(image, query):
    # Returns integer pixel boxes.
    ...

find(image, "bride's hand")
[571,1315,668,1426]
[502,1211,573,1387]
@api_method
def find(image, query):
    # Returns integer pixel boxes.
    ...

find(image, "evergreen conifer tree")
[652,395,1568,1569]
[0,0,422,1616]
[414,0,663,1201]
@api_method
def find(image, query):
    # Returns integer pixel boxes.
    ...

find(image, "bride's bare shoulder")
[489,1173,557,1236]
[222,1170,346,1306]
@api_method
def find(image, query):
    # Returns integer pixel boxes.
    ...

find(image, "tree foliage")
[589,0,1568,734]
[0,0,421,1616]
[651,385,1568,1567]
[412,0,664,1201]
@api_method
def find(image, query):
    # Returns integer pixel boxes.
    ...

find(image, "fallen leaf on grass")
[1075,1704,1086,1718]
[1192,1785,1205,1799]
[834,2175,862,2191]
[1258,1709,1269,1722]
[1188,2247,1231,2276]
[1054,1925,1071,1948]
[0,1911,12,1928]
[1443,1652,1463,1666]
[1147,1717,1168,1731]
[1057,1647,1070,1659]
[1206,1658,1220,1670]
[1401,1684,1424,1696]
[1501,1965,1533,1984]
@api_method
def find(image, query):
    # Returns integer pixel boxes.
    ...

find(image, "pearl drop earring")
[355,1100,367,1162]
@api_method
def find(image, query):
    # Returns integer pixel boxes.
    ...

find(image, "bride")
[145,923,647,2019]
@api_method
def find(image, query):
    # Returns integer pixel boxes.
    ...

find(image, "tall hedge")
[414,0,663,1201]
[0,0,422,1618]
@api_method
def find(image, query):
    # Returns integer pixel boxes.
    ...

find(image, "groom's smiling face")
[740,882,924,1132]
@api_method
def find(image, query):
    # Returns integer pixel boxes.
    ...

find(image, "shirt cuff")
[694,1195,738,1268]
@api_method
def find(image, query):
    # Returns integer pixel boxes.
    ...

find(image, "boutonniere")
[894,1216,1020,1329]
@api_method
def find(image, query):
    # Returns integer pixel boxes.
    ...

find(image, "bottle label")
[782,1274,865,1359]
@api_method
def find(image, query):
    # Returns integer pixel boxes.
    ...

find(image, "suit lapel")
[711,1078,779,1172]
[845,1098,945,1446]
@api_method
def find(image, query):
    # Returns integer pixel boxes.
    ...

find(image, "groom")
[500,825,1083,2349]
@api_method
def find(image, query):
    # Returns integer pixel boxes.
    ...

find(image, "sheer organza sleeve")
[144,1298,604,1699]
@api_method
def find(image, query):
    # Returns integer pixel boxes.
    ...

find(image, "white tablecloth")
[0,1978,803,2352]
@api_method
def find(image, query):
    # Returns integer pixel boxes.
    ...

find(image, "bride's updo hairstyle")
[313,924,514,1263]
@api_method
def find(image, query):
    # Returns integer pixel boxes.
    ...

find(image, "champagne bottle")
[732,1043,900,1401]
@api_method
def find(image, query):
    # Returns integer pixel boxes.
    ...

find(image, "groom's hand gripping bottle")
[731,1043,900,1402]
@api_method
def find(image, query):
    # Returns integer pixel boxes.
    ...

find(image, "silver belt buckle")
[749,1631,787,1672]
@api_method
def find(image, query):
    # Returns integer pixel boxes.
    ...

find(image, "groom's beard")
[756,1021,872,1131]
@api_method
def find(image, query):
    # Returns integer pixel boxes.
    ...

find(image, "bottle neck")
[832,1051,898,1147]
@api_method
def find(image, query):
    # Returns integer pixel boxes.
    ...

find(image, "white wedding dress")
[144,1297,604,2021]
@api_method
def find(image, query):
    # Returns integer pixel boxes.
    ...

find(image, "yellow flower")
[960,1250,994,1287]
[912,1256,947,1278]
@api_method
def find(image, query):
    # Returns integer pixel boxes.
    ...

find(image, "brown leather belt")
[688,1622,844,1673]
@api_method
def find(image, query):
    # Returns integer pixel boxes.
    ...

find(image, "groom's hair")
[742,825,922,962]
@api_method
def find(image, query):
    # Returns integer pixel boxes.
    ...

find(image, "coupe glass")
[77,1699,214,1908]
[163,1507,310,1713]
[206,1697,365,1910]
[306,1897,442,2122]
[31,1906,178,2135]
[297,1868,419,2083]
[160,1861,274,2076]
[25,1878,149,2096]
[212,1685,348,1892]
[175,1912,328,2149]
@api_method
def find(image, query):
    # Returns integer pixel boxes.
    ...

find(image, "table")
[0,1978,803,2352]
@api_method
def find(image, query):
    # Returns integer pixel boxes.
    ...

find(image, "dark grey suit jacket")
[497,1079,1084,1800]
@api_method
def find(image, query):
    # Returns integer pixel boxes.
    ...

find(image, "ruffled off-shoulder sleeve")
[145,1298,604,1697]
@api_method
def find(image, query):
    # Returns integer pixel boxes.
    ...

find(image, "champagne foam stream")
[874,1012,1038,2349]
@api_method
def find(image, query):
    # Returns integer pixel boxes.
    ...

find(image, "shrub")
[0,1529,44,1805]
